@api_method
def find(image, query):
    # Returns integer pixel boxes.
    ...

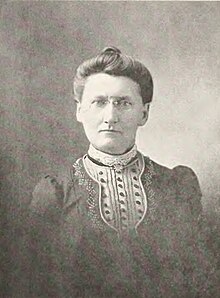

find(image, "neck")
[93,145,135,156]
[88,144,138,168]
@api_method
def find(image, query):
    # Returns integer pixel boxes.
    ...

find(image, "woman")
[28,47,218,297]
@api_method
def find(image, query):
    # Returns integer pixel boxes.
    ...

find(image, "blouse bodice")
[28,153,218,298]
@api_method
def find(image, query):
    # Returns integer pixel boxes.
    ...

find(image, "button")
[119,200,125,204]
[133,176,138,181]
[131,169,136,173]
[136,200,141,205]
[117,177,122,182]
[104,203,108,207]
[138,209,143,213]
[118,184,123,188]
[51,178,56,184]
[134,184,139,188]
[100,178,105,183]
[105,210,110,215]
[122,216,127,220]
[99,171,103,175]
[119,192,125,197]
[121,208,126,212]
[135,192,140,196]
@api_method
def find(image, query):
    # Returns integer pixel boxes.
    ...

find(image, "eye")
[114,100,132,108]
[92,99,107,107]
[122,100,132,107]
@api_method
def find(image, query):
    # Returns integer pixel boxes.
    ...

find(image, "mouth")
[99,130,121,134]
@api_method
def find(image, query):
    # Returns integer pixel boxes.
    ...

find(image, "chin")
[93,142,128,155]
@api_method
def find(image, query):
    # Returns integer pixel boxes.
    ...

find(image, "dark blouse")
[27,156,218,298]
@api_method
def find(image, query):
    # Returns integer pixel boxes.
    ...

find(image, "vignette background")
[1,1,220,295]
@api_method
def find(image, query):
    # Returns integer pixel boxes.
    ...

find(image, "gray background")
[1,1,220,296]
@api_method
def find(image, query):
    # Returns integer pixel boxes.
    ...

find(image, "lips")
[99,129,121,133]
[100,130,118,132]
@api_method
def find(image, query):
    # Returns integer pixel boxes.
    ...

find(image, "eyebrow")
[110,96,131,101]
[94,96,131,101]
[93,96,108,101]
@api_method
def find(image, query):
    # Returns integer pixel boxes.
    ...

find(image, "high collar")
[87,144,138,170]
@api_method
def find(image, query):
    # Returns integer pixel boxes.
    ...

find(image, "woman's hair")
[73,46,153,104]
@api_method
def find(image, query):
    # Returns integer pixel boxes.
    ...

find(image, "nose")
[103,102,119,125]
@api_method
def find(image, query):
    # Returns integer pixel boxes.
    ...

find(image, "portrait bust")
[28,47,218,298]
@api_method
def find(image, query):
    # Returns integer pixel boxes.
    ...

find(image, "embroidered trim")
[141,158,158,221]
[82,156,118,233]
[73,158,106,231]
[135,154,148,231]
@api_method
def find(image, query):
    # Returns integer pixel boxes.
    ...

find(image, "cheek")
[81,112,99,128]
[122,113,140,129]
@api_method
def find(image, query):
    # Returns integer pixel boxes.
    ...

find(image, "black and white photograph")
[0,1,220,297]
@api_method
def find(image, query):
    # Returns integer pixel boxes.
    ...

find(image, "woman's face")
[76,73,149,155]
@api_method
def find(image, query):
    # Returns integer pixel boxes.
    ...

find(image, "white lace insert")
[88,144,137,170]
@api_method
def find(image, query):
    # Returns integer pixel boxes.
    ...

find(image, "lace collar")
[87,144,138,170]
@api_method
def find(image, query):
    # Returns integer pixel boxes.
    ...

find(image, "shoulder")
[172,164,202,196]
[30,163,79,216]
[145,156,198,180]
[144,156,202,219]
[144,156,202,203]
[145,156,201,193]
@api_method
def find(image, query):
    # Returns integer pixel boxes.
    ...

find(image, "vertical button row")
[116,171,128,230]
[132,170,144,220]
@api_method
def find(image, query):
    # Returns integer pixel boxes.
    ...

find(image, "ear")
[76,102,82,123]
[138,103,150,126]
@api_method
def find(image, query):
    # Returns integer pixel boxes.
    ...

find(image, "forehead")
[82,73,141,99]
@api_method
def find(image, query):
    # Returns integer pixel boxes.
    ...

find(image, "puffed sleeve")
[27,175,66,297]
[173,166,219,297]
[30,175,64,219]
[173,165,202,220]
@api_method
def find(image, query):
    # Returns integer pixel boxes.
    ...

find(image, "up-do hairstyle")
[73,46,153,104]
